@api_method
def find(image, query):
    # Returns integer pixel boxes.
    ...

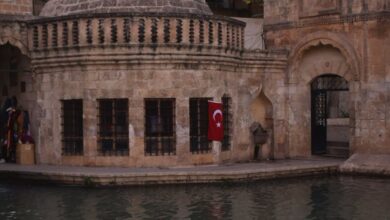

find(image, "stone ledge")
[340,154,390,176]
[0,159,341,186]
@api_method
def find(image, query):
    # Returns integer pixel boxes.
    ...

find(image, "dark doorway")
[311,74,349,157]
[0,43,33,163]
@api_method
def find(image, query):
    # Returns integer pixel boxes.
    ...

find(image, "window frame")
[97,98,129,156]
[144,98,176,156]
[222,95,232,151]
[189,97,212,154]
[61,99,84,156]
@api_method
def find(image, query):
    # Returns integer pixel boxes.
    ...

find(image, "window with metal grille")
[62,100,83,156]
[145,99,176,156]
[98,99,129,156]
[190,98,212,154]
[222,95,232,151]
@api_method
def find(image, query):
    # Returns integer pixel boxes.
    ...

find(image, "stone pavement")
[0,157,343,186]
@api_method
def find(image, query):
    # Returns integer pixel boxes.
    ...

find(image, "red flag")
[208,101,224,141]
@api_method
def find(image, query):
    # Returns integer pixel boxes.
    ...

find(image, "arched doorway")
[0,43,33,162]
[311,74,349,157]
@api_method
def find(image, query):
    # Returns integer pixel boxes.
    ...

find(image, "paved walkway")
[0,157,343,186]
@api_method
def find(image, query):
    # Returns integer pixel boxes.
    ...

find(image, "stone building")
[0,0,388,167]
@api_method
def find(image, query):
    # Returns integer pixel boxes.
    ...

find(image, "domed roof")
[40,0,213,17]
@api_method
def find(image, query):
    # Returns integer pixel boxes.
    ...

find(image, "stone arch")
[286,32,361,158]
[250,90,273,128]
[289,31,360,84]
[0,36,29,57]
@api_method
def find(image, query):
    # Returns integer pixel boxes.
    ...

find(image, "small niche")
[250,91,273,129]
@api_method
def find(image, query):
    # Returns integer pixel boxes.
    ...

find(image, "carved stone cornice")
[264,11,390,32]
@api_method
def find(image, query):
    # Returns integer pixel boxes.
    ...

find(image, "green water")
[1,176,390,220]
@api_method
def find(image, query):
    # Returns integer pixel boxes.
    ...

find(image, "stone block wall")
[0,0,32,15]
[264,0,389,25]
[26,12,290,167]
[264,1,390,157]
[33,56,288,167]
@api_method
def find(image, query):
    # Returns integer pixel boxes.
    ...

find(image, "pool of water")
[1,176,390,219]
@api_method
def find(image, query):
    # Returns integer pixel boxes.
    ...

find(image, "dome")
[40,0,213,17]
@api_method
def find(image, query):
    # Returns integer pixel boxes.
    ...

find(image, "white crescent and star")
[212,110,223,128]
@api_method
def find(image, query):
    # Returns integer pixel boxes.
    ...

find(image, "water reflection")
[1,176,390,219]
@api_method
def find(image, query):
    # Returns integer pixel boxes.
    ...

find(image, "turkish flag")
[208,101,224,141]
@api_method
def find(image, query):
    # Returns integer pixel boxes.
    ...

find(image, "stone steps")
[326,142,349,158]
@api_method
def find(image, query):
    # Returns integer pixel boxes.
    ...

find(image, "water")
[1,176,390,220]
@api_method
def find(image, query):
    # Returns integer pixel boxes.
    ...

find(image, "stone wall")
[264,0,389,25]
[0,0,32,15]
[264,1,390,157]
[26,12,291,167]
[32,50,287,167]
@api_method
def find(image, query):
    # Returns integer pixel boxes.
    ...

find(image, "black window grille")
[222,95,232,151]
[98,99,129,156]
[190,98,212,154]
[62,100,83,155]
[145,99,176,156]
